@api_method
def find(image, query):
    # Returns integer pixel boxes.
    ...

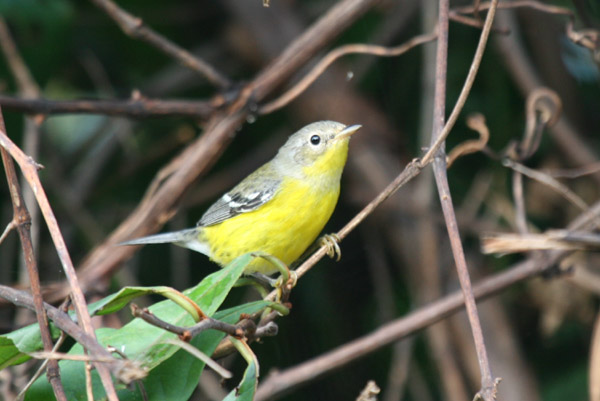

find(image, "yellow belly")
[201,178,340,274]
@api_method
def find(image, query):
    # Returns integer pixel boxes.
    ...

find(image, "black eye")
[310,135,321,145]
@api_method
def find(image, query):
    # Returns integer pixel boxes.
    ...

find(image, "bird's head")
[275,121,361,178]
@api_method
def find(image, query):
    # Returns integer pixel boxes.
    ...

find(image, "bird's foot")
[319,233,341,261]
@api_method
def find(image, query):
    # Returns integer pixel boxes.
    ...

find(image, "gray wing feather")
[198,164,281,227]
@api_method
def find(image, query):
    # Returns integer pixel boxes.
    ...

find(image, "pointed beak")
[335,124,362,141]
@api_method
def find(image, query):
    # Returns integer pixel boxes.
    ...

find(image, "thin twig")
[16,332,68,401]
[503,159,592,214]
[259,31,438,114]
[544,162,600,179]
[84,356,93,401]
[421,0,499,166]
[164,338,233,379]
[0,220,15,245]
[446,113,490,168]
[89,0,230,89]
[0,110,119,400]
[29,352,122,363]
[512,169,529,235]
[518,88,562,159]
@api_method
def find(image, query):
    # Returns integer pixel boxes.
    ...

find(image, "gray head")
[273,121,361,170]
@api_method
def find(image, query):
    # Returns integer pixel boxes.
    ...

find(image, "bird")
[121,121,361,275]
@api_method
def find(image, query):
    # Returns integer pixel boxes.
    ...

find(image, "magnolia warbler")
[121,121,361,274]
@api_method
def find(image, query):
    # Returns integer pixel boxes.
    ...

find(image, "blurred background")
[0,0,599,400]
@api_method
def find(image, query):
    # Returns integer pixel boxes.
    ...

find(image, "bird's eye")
[310,135,321,145]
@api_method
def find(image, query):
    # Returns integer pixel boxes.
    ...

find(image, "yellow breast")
[201,177,340,274]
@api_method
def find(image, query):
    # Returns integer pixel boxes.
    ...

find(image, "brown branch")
[0,95,214,119]
[428,0,500,399]
[0,148,65,399]
[0,109,119,400]
[129,303,264,340]
[89,0,230,89]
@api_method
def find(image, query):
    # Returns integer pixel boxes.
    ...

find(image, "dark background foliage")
[0,0,599,400]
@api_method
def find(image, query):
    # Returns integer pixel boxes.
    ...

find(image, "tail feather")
[119,228,210,256]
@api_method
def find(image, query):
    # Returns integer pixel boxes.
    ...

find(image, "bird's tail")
[118,227,199,248]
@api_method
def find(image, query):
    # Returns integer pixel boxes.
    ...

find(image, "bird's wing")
[197,164,282,227]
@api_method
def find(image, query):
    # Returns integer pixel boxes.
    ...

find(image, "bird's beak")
[335,124,362,141]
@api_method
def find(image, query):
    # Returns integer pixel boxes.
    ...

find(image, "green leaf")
[91,285,204,322]
[1,253,253,371]
[0,320,61,369]
[26,300,273,401]
[25,254,276,401]
[223,337,259,401]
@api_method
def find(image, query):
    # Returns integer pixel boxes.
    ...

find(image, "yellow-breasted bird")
[121,121,361,274]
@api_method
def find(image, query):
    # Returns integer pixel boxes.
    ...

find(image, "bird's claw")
[320,233,341,261]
